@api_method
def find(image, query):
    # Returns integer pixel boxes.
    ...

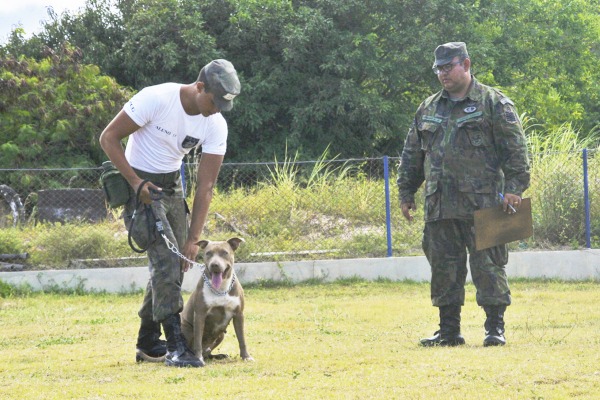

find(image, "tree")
[0,44,133,169]
[471,0,600,132]
[1,1,129,84]
[1,0,598,163]
[119,0,222,88]
[205,0,478,160]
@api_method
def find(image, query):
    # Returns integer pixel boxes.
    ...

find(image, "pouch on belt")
[100,161,131,208]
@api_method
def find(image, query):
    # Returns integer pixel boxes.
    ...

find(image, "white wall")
[1,250,599,293]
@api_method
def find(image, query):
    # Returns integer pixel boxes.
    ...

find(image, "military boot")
[161,314,204,367]
[135,317,167,361]
[483,305,507,347]
[420,305,466,347]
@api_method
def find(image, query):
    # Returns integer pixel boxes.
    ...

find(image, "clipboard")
[474,198,533,251]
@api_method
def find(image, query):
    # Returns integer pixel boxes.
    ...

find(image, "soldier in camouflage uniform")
[397,42,530,347]
[100,60,241,366]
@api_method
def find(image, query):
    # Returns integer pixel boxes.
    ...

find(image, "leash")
[128,180,158,254]
[128,180,236,296]
[127,179,205,270]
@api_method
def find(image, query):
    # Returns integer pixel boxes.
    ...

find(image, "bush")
[22,220,135,268]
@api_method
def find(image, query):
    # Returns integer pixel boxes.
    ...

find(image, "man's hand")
[134,180,162,205]
[501,193,521,215]
[401,201,416,222]
[181,239,200,272]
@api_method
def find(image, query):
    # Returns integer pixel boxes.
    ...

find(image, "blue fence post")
[583,148,591,248]
[383,156,393,257]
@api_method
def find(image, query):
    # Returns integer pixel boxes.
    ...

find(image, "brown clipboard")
[474,198,533,251]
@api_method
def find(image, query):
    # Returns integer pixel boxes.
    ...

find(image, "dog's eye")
[220,250,229,257]
[206,251,213,257]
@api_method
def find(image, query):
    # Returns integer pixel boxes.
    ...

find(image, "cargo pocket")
[124,204,158,251]
[424,180,441,220]
[458,180,497,210]
[487,243,509,266]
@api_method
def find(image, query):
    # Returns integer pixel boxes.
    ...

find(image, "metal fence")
[0,150,598,267]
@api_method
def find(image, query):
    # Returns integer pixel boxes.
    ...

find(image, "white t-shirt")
[123,83,228,173]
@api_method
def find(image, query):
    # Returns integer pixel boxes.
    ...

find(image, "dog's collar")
[202,271,236,296]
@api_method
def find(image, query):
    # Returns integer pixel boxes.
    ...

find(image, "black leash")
[127,179,165,253]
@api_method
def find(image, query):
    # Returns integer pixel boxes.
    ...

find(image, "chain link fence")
[0,150,598,268]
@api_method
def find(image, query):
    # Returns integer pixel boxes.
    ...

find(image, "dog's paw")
[136,349,166,363]
[209,353,229,360]
[242,355,254,362]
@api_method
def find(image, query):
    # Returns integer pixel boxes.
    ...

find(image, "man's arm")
[99,110,161,204]
[397,118,425,221]
[494,98,530,212]
[181,152,224,271]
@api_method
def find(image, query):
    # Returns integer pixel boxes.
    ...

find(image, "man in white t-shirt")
[99,59,241,368]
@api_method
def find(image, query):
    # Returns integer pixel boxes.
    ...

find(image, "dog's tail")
[135,349,166,363]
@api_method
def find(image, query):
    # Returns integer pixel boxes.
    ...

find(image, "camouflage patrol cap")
[199,59,241,112]
[433,42,469,68]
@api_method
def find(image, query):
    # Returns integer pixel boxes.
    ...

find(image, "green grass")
[1,280,599,399]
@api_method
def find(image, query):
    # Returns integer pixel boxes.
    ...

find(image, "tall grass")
[0,219,134,268]
[2,124,599,268]
[526,122,600,248]
[209,146,414,260]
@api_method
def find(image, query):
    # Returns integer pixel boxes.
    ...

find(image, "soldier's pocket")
[424,180,441,220]
[458,180,497,210]
[487,244,508,266]
[124,206,158,250]
[419,121,441,151]
[458,117,492,148]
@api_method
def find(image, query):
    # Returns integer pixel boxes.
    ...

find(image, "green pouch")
[100,161,131,208]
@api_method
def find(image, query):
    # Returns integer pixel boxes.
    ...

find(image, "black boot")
[135,318,167,362]
[483,305,507,347]
[161,314,204,367]
[420,305,466,347]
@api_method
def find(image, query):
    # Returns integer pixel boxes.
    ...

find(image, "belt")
[133,168,180,192]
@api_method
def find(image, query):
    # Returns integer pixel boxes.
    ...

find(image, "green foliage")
[119,0,221,87]
[526,124,600,246]
[471,0,600,132]
[0,280,39,297]
[205,149,406,260]
[1,0,599,163]
[0,44,133,171]
[0,228,24,254]
[19,221,136,268]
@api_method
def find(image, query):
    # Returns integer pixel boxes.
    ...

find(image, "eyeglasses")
[432,61,462,75]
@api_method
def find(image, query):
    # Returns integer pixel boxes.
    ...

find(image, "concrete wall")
[1,250,599,293]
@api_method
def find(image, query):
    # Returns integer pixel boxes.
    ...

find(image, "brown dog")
[180,237,253,366]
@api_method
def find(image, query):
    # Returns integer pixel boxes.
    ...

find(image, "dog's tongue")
[211,272,223,289]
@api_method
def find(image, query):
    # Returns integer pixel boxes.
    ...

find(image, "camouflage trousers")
[124,170,188,323]
[422,219,511,307]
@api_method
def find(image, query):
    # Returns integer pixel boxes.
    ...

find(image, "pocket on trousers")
[488,244,508,266]
[125,207,157,250]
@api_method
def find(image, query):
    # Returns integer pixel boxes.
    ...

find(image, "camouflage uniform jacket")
[397,77,530,221]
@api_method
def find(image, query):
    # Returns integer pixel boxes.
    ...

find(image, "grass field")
[1,279,599,399]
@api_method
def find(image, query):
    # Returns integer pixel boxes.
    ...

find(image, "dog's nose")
[209,262,227,272]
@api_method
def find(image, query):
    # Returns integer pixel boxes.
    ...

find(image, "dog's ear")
[227,237,245,251]
[197,240,210,249]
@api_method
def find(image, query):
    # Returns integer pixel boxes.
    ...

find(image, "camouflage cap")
[201,59,241,112]
[433,42,469,68]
